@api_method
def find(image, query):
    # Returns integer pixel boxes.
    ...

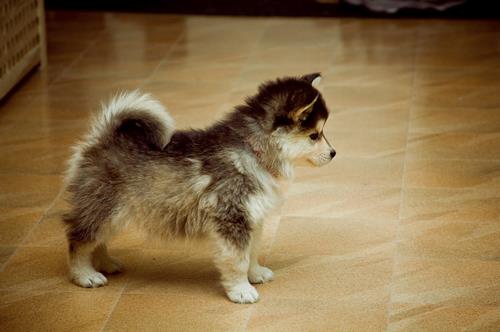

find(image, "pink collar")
[246,139,281,179]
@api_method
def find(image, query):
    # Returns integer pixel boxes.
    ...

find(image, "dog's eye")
[309,133,319,141]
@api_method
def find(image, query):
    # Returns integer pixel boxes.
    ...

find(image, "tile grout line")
[0,23,185,295]
[0,29,106,124]
[0,189,63,273]
[6,32,109,244]
[98,284,127,332]
[236,18,275,332]
[0,22,107,273]
[97,30,188,332]
[383,28,420,332]
[3,154,500,174]
[139,30,187,89]
[401,157,500,162]
[20,189,64,246]
[47,30,106,88]
[221,19,274,103]
[105,25,276,329]
[1,168,499,191]
[0,22,137,320]
[279,214,500,225]
[285,183,500,191]
[239,307,256,332]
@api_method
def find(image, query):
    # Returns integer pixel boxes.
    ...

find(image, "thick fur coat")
[63,73,335,303]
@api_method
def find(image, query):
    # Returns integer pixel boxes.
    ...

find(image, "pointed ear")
[291,94,319,122]
[301,73,322,87]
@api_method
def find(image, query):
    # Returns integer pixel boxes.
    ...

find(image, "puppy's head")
[249,73,335,167]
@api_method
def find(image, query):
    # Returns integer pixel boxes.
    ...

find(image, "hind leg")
[93,244,123,274]
[69,241,108,288]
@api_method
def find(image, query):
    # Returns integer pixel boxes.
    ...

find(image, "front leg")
[213,233,259,304]
[248,223,274,284]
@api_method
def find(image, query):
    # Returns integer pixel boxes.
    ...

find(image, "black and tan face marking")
[245,72,336,166]
[306,119,326,142]
[288,75,336,166]
[300,115,336,166]
[297,95,329,133]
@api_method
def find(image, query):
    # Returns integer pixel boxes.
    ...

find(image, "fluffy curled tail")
[89,90,175,150]
[65,91,174,187]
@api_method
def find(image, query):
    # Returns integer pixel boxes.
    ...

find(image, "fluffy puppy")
[63,73,335,303]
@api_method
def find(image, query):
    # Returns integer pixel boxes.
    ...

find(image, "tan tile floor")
[1,11,500,331]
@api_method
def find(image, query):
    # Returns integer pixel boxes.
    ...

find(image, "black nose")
[330,150,336,158]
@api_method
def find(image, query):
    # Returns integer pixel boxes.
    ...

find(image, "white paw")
[96,257,123,274]
[72,270,108,288]
[249,265,274,284]
[226,282,259,304]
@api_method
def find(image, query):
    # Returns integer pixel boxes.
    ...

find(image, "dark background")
[46,0,500,19]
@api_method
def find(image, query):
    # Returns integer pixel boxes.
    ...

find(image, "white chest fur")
[229,150,291,225]
[245,175,286,225]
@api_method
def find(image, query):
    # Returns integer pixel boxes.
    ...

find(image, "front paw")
[226,282,259,304]
[71,270,108,288]
[249,265,274,284]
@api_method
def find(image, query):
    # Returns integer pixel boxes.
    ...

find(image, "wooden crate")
[0,0,47,100]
